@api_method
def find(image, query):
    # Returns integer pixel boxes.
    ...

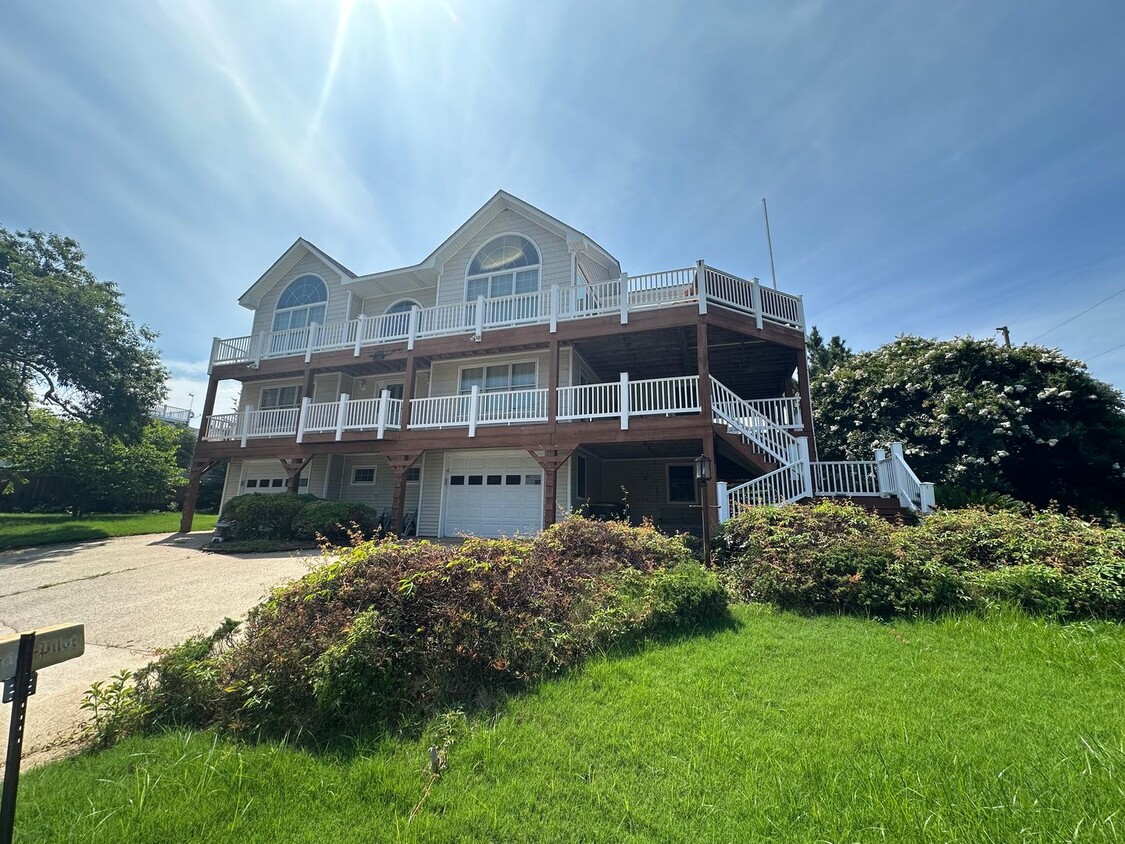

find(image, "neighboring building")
[180,191,931,537]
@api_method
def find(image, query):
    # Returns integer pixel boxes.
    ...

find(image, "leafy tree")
[3,410,188,516]
[812,336,1125,518]
[806,326,854,377]
[0,227,167,439]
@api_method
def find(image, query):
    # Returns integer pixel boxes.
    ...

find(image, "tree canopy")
[0,227,167,439]
[1,410,194,516]
[806,326,854,378]
[811,335,1125,518]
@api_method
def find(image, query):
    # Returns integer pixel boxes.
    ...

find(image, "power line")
[1031,284,1125,342]
[1086,340,1125,363]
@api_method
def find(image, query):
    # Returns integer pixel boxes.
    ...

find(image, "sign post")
[0,624,84,844]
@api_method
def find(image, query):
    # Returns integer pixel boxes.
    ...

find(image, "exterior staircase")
[709,377,934,521]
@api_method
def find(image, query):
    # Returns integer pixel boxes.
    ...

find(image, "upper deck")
[208,263,805,374]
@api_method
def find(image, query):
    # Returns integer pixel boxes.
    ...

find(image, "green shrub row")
[714,502,1125,619]
[108,518,726,741]
[220,493,381,544]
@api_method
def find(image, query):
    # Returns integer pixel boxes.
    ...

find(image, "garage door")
[442,451,543,538]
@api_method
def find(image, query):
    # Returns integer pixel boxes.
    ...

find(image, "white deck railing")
[811,461,881,497]
[209,262,805,370]
[746,397,802,430]
[710,377,800,465]
[723,462,811,511]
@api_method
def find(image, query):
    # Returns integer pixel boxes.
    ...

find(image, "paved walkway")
[0,532,313,770]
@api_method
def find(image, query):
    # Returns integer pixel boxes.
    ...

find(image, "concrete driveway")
[0,532,314,770]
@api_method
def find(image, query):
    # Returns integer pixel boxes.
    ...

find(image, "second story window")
[466,235,540,301]
[273,274,327,332]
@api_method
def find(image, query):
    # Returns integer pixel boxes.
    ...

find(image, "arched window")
[273,275,327,332]
[466,235,540,301]
[379,298,421,337]
[385,299,421,316]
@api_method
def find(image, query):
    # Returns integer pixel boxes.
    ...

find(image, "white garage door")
[442,451,543,538]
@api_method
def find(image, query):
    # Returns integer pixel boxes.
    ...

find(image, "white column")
[797,437,813,499]
[619,372,630,431]
[305,322,318,363]
[354,314,367,356]
[921,482,936,514]
[376,388,389,440]
[696,259,708,315]
[296,396,310,444]
[751,280,764,330]
[875,448,891,497]
[253,332,266,368]
[407,306,419,350]
[335,393,349,441]
[208,337,220,375]
[717,481,730,523]
[475,294,486,338]
[240,404,254,448]
[468,384,480,438]
[549,285,559,333]
[619,272,630,325]
[796,294,806,331]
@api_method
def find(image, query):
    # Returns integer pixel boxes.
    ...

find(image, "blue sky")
[2,0,1124,416]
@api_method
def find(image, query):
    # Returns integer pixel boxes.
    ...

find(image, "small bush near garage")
[115,518,727,740]
[714,500,1125,620]
[291,500,382,545]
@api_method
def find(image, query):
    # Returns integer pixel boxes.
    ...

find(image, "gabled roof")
[238,238,356,310]
[239,192,621,308]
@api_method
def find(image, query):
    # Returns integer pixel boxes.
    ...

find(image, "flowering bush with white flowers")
[811,336,1125,518]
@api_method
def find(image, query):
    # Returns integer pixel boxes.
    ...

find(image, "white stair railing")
[710,377,800,465]
[724,458,810,510]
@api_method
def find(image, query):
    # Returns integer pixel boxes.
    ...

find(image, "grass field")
[0,512,217,550]
[18,605,1125,843]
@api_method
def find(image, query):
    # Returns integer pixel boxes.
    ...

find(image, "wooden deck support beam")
[178,458,218,533]
[528,447,575,528]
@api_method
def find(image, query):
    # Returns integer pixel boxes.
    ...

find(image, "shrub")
[965,565,1069,617]
[220,493,321,541]
[122,519,727,740]
[291,500,382,544]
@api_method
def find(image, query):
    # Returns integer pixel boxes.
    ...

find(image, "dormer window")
[273,275,327,331]
[466,235,540,301]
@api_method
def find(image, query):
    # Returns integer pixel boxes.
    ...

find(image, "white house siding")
[577,252,615,283]
[427,350,571,398]
[250,252,350,338]
[435,209,571,308]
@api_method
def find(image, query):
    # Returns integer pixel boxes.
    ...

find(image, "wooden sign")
[0,624,84,681]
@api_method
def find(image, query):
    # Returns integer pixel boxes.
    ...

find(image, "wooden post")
[178,460,214,533]
[387,452,421,535]
[794,351,818,460]
[702,432,719,533]
[696,322,713,424]
[400,355,418,429]
[547,339,560,425]
[543,463,559,527]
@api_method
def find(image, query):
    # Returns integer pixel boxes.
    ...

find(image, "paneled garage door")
[442,451,543,538]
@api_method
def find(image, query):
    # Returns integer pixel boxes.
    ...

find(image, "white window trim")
[259,385,301,409]
[463,232,542,302]
[384,298,422,315]
[666,463,699,505]
[273,273,329,332]
[456,359,539,394]
[351,465,377,485]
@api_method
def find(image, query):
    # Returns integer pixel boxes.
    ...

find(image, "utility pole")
[996,326,1011,348]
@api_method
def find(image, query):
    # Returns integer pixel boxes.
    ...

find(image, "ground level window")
[406,467,421,482]
[667,464,697,503]
[352,467,375,484]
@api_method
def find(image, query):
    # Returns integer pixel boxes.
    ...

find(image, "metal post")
[1,633,35,844]
[699,478,711,567]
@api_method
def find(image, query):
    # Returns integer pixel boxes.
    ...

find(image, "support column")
[301,367,316,401]
[387,452,422,535]
[178,459,217,533]
[400,354,418,430]
[281,456,313,494]
[696,321,713,422]
[528,447,576,529]
[794,350,818,460]
[547,339,560,426]
[702,431,719,533]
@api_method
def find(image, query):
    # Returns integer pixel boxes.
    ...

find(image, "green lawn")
[18,605,1125,843]
[0,512,217,550]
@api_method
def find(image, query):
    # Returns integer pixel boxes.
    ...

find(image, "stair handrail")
[724,459,811,511]
[709,376,800,465]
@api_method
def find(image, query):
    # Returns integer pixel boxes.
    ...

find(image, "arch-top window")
[273,275,327,332]
[384,299,420,315]
[466,235,540,301]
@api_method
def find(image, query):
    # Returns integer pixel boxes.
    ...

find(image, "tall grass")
[0,512,217,550]
[20,605,1125,842]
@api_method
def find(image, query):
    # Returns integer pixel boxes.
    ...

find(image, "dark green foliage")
[715,501,1125,620]
[121,519,726,740]
[0,227,167,440]
[219,492,321,540]
[934,485,1026,512]
[806,325,854,378]
[811,335,1125,518]
[291,500,382,544]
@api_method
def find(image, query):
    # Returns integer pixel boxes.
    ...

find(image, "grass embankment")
[21,605,1125,843]
[0,512,217,550]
